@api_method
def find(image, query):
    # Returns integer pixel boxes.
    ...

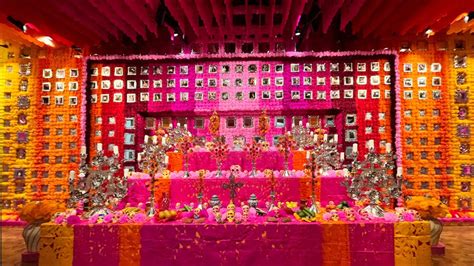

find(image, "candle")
[306,151,310,159]
[323,134,328,142]
[124,168,129,177]
[291,123,295,129]
[162,136,167,145]
[137,153,142,161]
[164,155,169,165]
[113,145,119,155]
[314,134,318,142]
[386,143,391,153]
[333,134,338,143]
[80,146,86,155]
[177,122,181,128]
[144,135,149,143]
[340,152,345,161]
[287,131,291,136]
[367,139,374,149]
[97,143,102,151]
[343,168,349,176]
[397,167,403,176]
[306,122,310,128]
[184,124,188,129]
[69,170,75,181]
[298,121,303,126]
[152,135,158,144]
[169,124,173,129]
[352,143,358,152]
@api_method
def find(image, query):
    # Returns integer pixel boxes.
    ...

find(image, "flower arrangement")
[19,201,64,224]
[211,139,229,176]
[258,110,270,137]
[406,196,449,220]
[209,111,220,137]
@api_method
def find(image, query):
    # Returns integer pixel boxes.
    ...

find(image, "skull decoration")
[233,138,244,151]
[227,202,236,212]
[359,209,369,220]
[162,169,171,179]
[344,208,355,221]
[230,165,241,177]
[205,142,215,152]
[330,210,339,221]
[261,141,270,151]
[242,205,250,222]
[264,169,273,178]
[226,209,235,223]
[193,208,201,219]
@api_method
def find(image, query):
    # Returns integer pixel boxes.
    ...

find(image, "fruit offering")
[294,208,317,222]
[155,209,178,222]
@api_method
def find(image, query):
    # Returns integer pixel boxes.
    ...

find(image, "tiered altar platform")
[39,221,431,266]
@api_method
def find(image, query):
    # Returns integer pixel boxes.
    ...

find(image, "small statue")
[209,195,221,207]
[248,194,258,208]
[326,201,337,211]
[260,141,270,152]
[330,210,339,221]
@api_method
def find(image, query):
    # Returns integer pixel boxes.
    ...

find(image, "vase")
[430,218,443,246]
[22,223,41,253]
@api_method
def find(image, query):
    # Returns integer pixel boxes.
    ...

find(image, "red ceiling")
[0,0,473,52]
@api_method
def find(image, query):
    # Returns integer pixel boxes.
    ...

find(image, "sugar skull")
[212,205,220,217]
[330,210,339,221]
[226,209,235,223]
[230,165,241,176]
[162,169,171,179]
[359,209,369,220]
[193,208,201,219]
[261,141,270,151]
[345,208,355,221]
[264,169,273,178]
[227,202,236,212]
[205,142,215,152]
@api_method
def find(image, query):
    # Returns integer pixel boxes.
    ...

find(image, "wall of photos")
[0,36,473,213]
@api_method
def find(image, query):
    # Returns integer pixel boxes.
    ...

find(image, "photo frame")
[303,63,312,72]
[417,63,427,73]
[113,80,123,89]
[370,62,380,71]
[153,66,162,75]
[167,79,176,87]
[167,66,176,74]
[153,79,162,88]
[304,91,313,100]
[152,93,162,102]
[127,80,137,89]
[195,65,203,74]
[330,76,340,85]
[101,67,110,77]
[126,93,136,103]
[262,91,271,100]
[330,90,340,99]
[140,66,149,75]
[113,93,123,102]
[180,92,189,101]
[100,94,109,103]
[127,66,137,75]
[180,65,188,75]
[101,80,110,89]
[357,63,366,72]
[275,64,284,73]
[291,91,300,100]
[194,92,203,101]
[42,82,51,91]
[140,92,149,102]
[69,81,78,91]
[114,67,123,76]
[275,90,284,100]
[403,63,412,72]
[290,63,299,72]
[262,64,270,72]
[140,80,150,89]
[275,116,285,128]
[346,114,356,126]
[43,69,53,78]
[344,62,353,72]
[291,77,300,86]
[70,68,79,77]
[316,63,326,72]
[303,77,312,85]
[166,93,175,102]
[431,63,442,72]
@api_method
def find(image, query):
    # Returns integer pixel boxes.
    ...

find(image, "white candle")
[314,134,318,142]
[162,136,167,145]
[80,146,87,155]
[69,170,75,180]
[97,143,102,151]
[367,139,374,149]
[306,151,310,159]
[152,135,158,144]
[397,167,403,176]
[124,168,129,177]
[164,155,169,165]
[298,121,303,126]
[169,124,173,129]
[323,134,328,142]
[137,153,142,161]
[291,123,295,129]
[352,143,358,152]
[343,168,349,176]
[144,135,149,143]
[287,131,291,136]
[333,134,338,143]
[386,143,391,153]
[184,124,188,129]
[340,152,345,161]
[113,145,119,155]
[306,122,310,128]
[177,122,181,128]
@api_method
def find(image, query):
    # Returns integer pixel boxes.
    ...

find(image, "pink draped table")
[121,172,351,208]
[39,221,431,266]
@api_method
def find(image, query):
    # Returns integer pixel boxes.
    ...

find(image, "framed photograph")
[194,117,204,129]
[55,96,64,105]
[316,63,326,72]
[316,91,326,100]
[235,64,243,73]
[221,65,230,74]
[371,89,380,99]
[139,80,149,89]
[113,80,123,89]
[101,80,110,89]
[56,82,65,91]
[226,117,236,128]
[235,78,243,87]
[153,79,162,88]
[330,76,340,85]
[69,81,78,91]
[317,77,326,86]
[55,69,66,79]
[432,90,441,100]
[108,116,116,124]
[356,76,367,85]
[432,77,442,86]
[385,90,391,99]
[126,93,136,103]
[384,75,391,84]
[358,90,367,99]
[180,65,188,75]
[235,91,243,100]
[166,93,175,102]
[208,65,217,73]
[346,114,356,126]
[291,91,300,100]
[357,63,366,72]
[330,90,340,99]
[90,94,97,103]
[113,93,123,102]
[330,63,339,72]
[152,93,162,102]
[150,66,161,75]
[90,81,98,90]
[262,91,271,100]
[404,90,413,99]
[403,63,412,72]
[290,63,299,72]
[194,92,203,101]
[192,79,202,87]
[101,67,110,77]
[403,78,413,87]
[417,63,427,73]
[100,94,109,103]
[384,62,391,71]
[275,90,284,100]
[431,63,442,72]
[70,69,79,77]
[180,92,189,101]
[180,79,189,88]
[418,90,427,100]
[127,80,137,89]
[275,64,284,73]
[167,66,176,74]
[91,67,99,76]
[371,62,380,71]
[248,77,256,86]
[344,90,354,99]
[140,92,149,102]
[303,63,312,72]
[140,66,149,75]
[303,77,312,85]
[124,150,135,162]
[291,77,300,86]
[221,92,229,100]
[365,112,372,120]
[248,91,256,100]
[208,92,217,100]
[304,91,313,100]
[42,82,51,91]
[221,79,230,87]
[243,117,253,128]
[195,65,203,74]
[41,96,50,105]
[343,76,353,85]
[417,77,427,87]
[370,75,380,85]
[379,112,386,120]
[127,66,137,75]
[208,78,217,87]
[275,116,285,128]
[262,77,270,86]
[43,69,53,78]
[248,64,257,73]
[325,115,335,127]
[344,63,353,72]
[167,79,176,88]
[365,126,373,134]
[262,64,270,72]
[69,96,78,105]
[345,129,357,142]
[275,77,284,86]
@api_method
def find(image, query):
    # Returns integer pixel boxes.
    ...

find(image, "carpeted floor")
[2,225,474,265]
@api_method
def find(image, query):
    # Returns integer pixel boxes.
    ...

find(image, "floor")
[1,225,474,266]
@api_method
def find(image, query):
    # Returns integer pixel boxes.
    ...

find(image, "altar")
[39,221,431,266]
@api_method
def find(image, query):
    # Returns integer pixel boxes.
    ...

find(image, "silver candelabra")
[291,122,313,150]
[68,144,127,217]
[167,123,190,150]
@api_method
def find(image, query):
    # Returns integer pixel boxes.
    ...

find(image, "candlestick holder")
[196,170,206,209]
[177,135,194,178]
[291,122,312,150]
[167,124,190,151]
[265,169,277,211]
[342,146,401,217]
[277,134,296,177]
[138,136,170,217]
[211,138,229,177]
[68,146,127,217]
[245,140,262,177]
